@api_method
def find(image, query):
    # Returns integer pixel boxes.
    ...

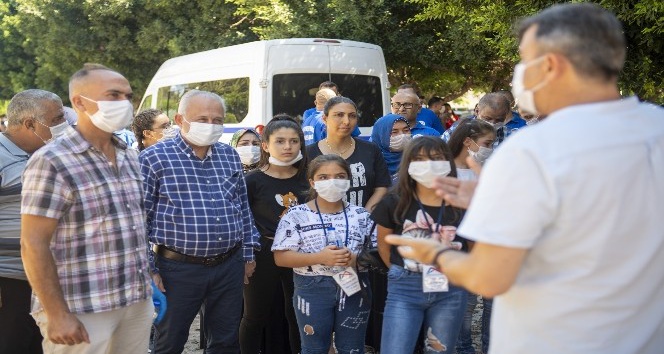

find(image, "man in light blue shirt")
[1,89,65,353]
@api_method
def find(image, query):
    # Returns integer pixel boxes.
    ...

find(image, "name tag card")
[422,265,449,292]
[333,266,361,296]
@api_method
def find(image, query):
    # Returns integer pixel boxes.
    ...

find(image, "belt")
[153,244,240,267]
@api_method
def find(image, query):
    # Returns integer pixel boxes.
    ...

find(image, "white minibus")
[138,38,391,142]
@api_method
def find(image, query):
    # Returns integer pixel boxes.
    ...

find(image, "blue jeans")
[381,265,467,354]
[153,250,244,354]
[456,291,492,354]
[292,273,371,354]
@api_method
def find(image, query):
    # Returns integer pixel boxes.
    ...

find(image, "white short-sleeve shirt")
[458,97,664,354]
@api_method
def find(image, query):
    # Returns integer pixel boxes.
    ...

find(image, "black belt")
[153,244,240,267]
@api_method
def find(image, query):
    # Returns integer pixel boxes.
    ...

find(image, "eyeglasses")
[391,102,415,110]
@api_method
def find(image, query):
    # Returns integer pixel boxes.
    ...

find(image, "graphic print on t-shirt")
[349,162,367,206]
[401,209,449,272]
[273,204,375,276]
[275,192,299,217]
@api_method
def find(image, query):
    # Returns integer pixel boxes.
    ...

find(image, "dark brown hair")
[306,154,351,201]
[132,109,164,151]
[517,3,625,81]
[258,113,307,176]
[447,118,496,158]
[393,136,462,225]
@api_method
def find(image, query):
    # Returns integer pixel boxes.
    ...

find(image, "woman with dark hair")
[132,108,170,150]
[306,96,391,211]
[447,118,496,179]
[272,154,375,354]
[240,114,308,354]
[372,136,468,354]
[230,128,261,174]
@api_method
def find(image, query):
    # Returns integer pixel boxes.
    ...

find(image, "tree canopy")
[0,0,661,109]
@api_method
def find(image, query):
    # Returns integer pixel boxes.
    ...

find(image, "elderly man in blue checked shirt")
[140,89,260,354]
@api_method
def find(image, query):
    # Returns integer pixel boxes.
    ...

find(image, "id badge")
[422,265,449,292]
[332,266,361,296]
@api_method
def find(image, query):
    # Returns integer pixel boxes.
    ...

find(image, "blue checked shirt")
[139,133,260,271]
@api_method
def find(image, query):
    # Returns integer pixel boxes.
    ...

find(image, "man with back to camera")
[1,89,67,354]
[302,80,338,124]
[140,89,260,353]
[20,64,165,353]
[303,88,337,145]
[386,3,664,353]
[495,89,527,140]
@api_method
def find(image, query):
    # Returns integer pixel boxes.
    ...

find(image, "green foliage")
[0,0,661,104]
[603,0,663,102]
[407,0,663,103]
[0,0,257,104]
[0,0,36,99]
[0,99,9,115]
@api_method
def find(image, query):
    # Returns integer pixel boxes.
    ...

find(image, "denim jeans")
[456,291,492,354]
[381,265,467,354]
[153,250,244,354]
[292,273,371,354]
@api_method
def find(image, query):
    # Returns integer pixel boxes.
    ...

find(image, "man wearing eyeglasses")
[397,84,446,134]
[390,92,440,138]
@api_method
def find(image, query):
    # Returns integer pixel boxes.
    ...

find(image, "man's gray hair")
[177,90,226,116]
[518,3,626,81]
[478,93,511,116]
[6,89,63,126]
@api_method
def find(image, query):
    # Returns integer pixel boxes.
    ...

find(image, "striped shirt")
[139,133,260,270]
[0,133,30,280]
[21,126,151,314]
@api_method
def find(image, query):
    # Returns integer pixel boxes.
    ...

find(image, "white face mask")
[408,160,451,188]
[35,120,69,143]
[49,121,69,139]
[389,133,412,152]
[269,151,303,166]
[467,139,493,165]
[314,179,350,202]
[181,117,224,146]
[81,96,134,133]
[236,145,261,165]
[511,56,548,115]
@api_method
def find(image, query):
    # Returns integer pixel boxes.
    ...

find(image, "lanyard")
[415,197,445,234]
[314,198,349,248]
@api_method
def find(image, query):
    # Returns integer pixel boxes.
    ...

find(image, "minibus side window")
[138,95,153,112]
[155,78,249,123]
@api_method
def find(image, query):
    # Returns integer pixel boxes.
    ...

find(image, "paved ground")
[182,296,486,354]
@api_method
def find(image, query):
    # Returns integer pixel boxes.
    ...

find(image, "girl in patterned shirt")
[273,154,375,354]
